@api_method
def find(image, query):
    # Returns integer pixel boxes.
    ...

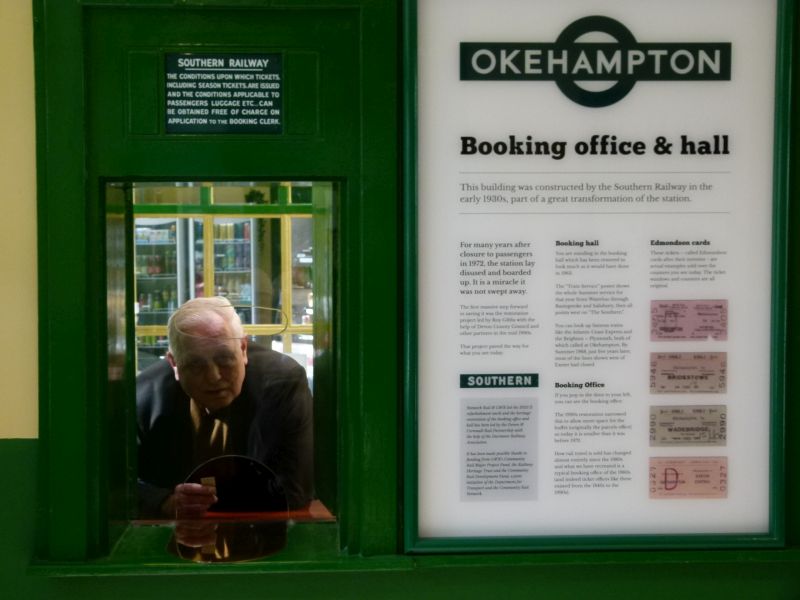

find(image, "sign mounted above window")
[165,53,283,134]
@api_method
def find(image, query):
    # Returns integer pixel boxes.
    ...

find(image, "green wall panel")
[2,438,799,596]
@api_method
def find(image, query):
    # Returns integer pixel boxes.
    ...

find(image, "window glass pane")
[212,182,276,205]
[135,218,181,326]
[268,334,313,383]
[191,218,205,298]
[292,217,314,326]
[212,217,282,325]
[288,182,313,205]
[130,180,332,521]
[213,217,255,307]
[136,335,168,372]
[132,182,203,205]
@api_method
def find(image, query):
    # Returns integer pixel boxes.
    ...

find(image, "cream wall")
[0,0,38,438]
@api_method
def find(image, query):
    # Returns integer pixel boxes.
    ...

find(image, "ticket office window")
[115,179,337,535]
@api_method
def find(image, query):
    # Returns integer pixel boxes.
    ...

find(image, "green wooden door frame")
[34,0,399,561]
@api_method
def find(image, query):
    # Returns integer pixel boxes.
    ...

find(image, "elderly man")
[136,296,314,517]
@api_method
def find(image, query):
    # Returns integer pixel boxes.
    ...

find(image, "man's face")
[167,316,248,412]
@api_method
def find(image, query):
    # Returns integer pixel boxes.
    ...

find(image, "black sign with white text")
[165,53,283,134]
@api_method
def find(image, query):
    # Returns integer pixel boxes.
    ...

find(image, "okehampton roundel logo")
[460,16,731,107]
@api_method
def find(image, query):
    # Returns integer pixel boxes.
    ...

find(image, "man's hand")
[174,520,218,548]
[162,483,218,518]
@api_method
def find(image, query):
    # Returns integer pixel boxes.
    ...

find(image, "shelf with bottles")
[214,243,252,272]
[213,221,251,241]
[135,222,177,244]
[215,275,253,304]
[135,218,193,322]
[136,285,179,326]
[135,225,177,273]
[135,249,179,278]
[208,221,253,268]
[214,276,253,304]
[135,220,181,295]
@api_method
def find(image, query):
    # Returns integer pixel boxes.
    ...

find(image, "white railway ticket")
[649,405,726,446]
[650,352,727,394]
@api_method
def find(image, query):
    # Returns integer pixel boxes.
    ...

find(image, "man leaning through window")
[136,296,314,517]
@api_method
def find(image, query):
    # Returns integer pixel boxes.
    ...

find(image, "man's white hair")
[167,296,244,362]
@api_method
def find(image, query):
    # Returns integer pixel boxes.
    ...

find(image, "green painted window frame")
[33,0,400,570]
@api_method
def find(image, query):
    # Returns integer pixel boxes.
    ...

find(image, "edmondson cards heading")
[460,16,731,107]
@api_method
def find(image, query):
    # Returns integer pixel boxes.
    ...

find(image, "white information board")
[415,0,780,541]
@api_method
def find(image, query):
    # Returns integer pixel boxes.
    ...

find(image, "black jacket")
[136,344,314,516]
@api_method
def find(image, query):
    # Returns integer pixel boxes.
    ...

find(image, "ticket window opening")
[108,180,336,523]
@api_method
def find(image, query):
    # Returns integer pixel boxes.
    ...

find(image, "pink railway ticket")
[650,352,727,394]
[649,457,728,499]
[650,300,728,341]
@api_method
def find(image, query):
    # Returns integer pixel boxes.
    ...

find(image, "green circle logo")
[554,16,638,108]
[460,17,731,108]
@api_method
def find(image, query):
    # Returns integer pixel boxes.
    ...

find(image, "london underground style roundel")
[460,16,731,107]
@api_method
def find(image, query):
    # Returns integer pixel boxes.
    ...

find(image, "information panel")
[165,53,282,134]
[414,0,783,544]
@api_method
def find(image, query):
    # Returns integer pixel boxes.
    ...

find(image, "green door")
[73,7,370,548]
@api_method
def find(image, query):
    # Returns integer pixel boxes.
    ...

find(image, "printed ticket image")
[649,457,728,499]
[650,299,728,341]
[649,405,727,446]
[650,352,727,394]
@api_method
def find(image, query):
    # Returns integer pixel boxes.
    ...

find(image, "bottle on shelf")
[151,289,161,311]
